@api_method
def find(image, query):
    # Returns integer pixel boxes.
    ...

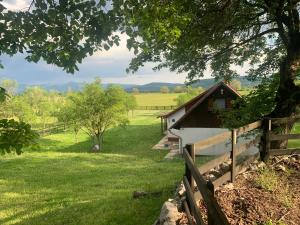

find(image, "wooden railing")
[136,105,176,110]
[263,116,300,158]
[183,121,262,225]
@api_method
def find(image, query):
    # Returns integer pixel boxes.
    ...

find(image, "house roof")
[169,81,241,129]
[158,89,209,118]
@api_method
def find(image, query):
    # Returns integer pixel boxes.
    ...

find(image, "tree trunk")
[269,38,300,149]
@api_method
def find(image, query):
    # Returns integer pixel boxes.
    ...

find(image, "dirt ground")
[215,155,300,225]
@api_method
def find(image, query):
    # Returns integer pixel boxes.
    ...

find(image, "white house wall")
[167,108,186,138]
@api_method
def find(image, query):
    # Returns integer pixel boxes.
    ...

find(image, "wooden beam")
[236,120,262,136]
[198,152,231,174]
[183,177,206,225]
[270,116,300,125]
[269,148,300,156]
[212,171,231,189]
[269,133,300,141]
[231,129,237,182]
[194,131,231,153]
[183,148,230,225]
[183,200,196,225]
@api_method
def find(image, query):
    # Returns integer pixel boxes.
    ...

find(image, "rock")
[220,162,230,172]
[292,154,300,160]
[206,174,216,182]
[257,161,266,169]
[175,182,186,197]
[223,183,234,190]
[249,164,258,171]
[210,169,221,177]
[92,144,100,152]
[275,164,286,172]
[159,201,181,225]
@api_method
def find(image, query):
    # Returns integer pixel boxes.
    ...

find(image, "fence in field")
[182,116,300,225]
[36,123,66,136]
[263,116,300,158]
[136,105,176,110]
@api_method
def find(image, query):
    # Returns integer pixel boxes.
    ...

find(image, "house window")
[213,98,226,109]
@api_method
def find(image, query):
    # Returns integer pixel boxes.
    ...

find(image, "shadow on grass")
[39,123,163,156]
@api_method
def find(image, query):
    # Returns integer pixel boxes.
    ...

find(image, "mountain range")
[17,76,260,93]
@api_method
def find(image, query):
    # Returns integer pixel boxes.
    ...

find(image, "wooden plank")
[183,177,206,225]
[198,152,231,174]
[183,200,196,225]
[213,171,231,189]
[270,116,300,125]
[183,149,230,225]
[236,153,260,174]
[269,133,300,141]
[231,129,237,182]
[236,135,261,157]
[194,131,231,153]
[185,145,195,191]
[236,120,262,136]
[269,148,300,156]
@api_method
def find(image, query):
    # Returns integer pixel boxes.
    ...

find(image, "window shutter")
[226,98,232,109]
[208,98,213,111]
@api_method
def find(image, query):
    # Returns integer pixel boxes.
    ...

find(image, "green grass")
[134,93,180,106]
[0,111,184,225]
[288,122,300,148]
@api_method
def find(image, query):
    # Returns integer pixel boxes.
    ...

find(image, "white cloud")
[2,0,29,11]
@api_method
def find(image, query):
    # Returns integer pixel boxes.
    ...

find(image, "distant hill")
[17,76,260,93]
[126,82,184,92]
[188,77,260,89]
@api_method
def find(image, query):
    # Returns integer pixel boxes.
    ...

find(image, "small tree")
[160,86,170,94]
[230,79,242,90]
[0,79,18,96]
[175,86,204,106]
[67,81,129,150]
[173,86,184,93]
[132,87,139,94]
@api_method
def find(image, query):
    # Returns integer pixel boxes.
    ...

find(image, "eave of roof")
[158,89,208,118]
[170,81,241,129]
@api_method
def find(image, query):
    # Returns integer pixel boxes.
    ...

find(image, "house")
[159,81,242,154]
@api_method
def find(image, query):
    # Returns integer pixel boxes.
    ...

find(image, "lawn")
[134,93,180,106]
[0,111,184,225]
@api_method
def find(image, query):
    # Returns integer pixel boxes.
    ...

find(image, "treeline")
[0,79,137,151]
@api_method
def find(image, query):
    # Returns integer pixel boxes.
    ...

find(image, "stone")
[249,164,258,171]
[257,161,266,169]
[92,144,100,151]
[206,174,216,181]
[223,183,234,190]
[292,154,300,160]
[159,201,181,225]
[220,163,230,172]
[275,164,286,172]
[210,169,221,177]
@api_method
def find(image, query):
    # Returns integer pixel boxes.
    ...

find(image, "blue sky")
[1,0,248,85]
[1,0,191,85]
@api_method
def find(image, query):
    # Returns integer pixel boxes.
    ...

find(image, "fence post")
[185,144,195,191]
[261,118,271,162]
[207,180,215,225]
[231,129,237,182]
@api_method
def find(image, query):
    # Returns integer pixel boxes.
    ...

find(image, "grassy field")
[134,89,252,107]
[134,93,180,106]
[0,111,184,225]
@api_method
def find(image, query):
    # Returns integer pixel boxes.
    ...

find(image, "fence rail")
[182,116,300,225]
[136,105,176,110]
[264,117,300,158]
[183,121,262,225]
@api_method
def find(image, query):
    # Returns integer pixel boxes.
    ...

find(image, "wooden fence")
[182,116,300,225]
[264,116,300,158]
[136,105,176,110]
[183,121,262,225]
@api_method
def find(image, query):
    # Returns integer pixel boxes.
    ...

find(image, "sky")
[0,0,247,85]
